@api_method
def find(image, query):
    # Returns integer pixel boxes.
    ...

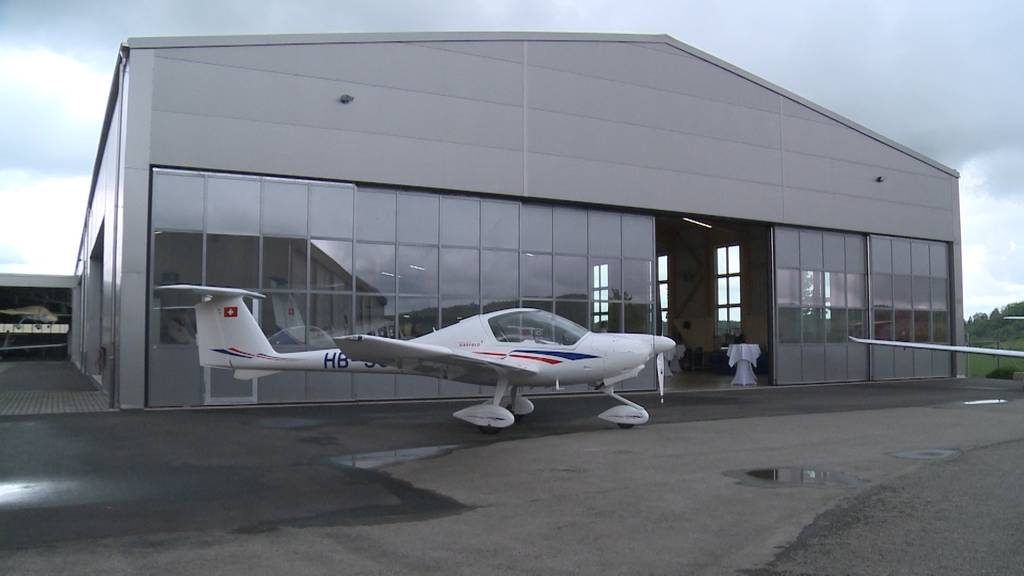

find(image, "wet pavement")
[1,375,1023,573]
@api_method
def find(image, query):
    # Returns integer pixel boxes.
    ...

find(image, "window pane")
[659,284,669,308]
[779,307,801,343]
[776,269,800,306]
[441,298,479,327]
[262,237,307,290]
[554,208,587,254]
[894,309,912,342]
[873,308,893,340]
[441,197,480,246]
[848,309,866,339]
[801,307,824,343]
[398,245,438,295]
[825,308,846,343]
[310,239,353,291]
[718,277,728,306]
[397,193,439,244]
[728,276,741,305]
[482,250,518,300]
[729,306,741,323]
[590,258,621,296]
[728,245,740,275]
[913,310,929,342]
[398,297,438,339]
[156,292,198,345]
[441,248,479,297]
[522,299,553,313]
[624,303,652,333]
[207,234,258,288]
[590,301,621,332]
[555,300,588,328]
[873,273,893,307]
[931,279,948,311]
[521,204,553,253]
[354,243,396,294]
[801,270,822,306]
[152,172,203,231]
[481,201,518,249]
[355,294,395,337]
[261,292,308,347]
[521,253,552,298]
[912,276,930,310]
[261,180,308,236]
[588,211,621,256]
[824,272,845,308]
[154,232,202,285]
[930,243,948,278]
[892,275,911,309]
[206,176,259,235]
[932,310,949,343]
[309,293,352,340]
[622,259,652,302]
[355,189,396,242]
[309,184,354,239]
[846,273,865,309]
[716,247,727,276]
[657,255,668,282]
[554,255,588,300]
[483,299,518,314]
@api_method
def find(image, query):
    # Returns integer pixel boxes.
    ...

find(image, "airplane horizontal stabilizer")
[155,284,265,300]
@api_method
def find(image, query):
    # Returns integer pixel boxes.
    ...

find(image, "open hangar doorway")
[655,215,772,389]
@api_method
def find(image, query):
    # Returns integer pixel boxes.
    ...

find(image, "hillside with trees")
[965,301,1024,344]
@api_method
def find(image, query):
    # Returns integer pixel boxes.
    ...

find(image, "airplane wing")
[335,335,538,386]
[0,343,67,352]
[849,337,1024,358]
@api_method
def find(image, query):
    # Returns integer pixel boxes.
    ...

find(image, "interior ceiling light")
[409,264,426,271]
[682,217,713,229]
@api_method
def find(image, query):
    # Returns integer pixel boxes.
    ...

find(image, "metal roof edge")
[0,273,80,288]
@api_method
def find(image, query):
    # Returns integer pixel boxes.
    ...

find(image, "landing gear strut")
[597,383,650,428]
[453,377,516,434]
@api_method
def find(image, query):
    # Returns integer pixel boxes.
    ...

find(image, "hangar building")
[73,32,963,408]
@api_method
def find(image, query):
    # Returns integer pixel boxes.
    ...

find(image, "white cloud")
[0,48,109,175]
[0,170,90,275]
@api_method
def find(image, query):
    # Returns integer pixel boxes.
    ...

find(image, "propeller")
[656,352,665,403]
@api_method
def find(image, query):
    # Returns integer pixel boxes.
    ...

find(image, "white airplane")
[0,305,61,324]
[158,285,676,433]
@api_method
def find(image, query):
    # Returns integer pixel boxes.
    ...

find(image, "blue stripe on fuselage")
[511,349,599,361]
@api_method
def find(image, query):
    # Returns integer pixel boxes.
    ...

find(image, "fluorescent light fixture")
[380,272,395,277]
[682,217,712,229]
[524,252,535,257]
[963,399,1007,405]
[409,264,426,271]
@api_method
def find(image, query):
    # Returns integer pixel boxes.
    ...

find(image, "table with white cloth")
[727,344,761,386]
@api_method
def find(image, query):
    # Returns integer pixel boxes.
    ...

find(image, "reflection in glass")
[873,273,892,307]
[481,201,519,249]
[824,272,845,308]
[801,307,824,343]
[398,245,438,295]
[874,308,893,341]
[825,308,847,343]
[441,248,479,297]
[801,270,822,306]
[441,298,479,327]
[892,275,912,310]
[309,293,353,342]
[398,297,438,339]
[622,259,652,302]
[521,253,552,298]
[779,307,801,343]
[848,309,866,339]
[207,234,258,288]
[931,279,948,311]
[488,309,587,345]
[590,258,621,296]
[554,255,587,300]
[523,299,553,313]
[355,294,394,337]
[311,239,353,291]
[555,301,588,329]
[894,309,912,342]
[154,232,202,285]
[846,273,865,309]
[355,243,396,294]
[260,293,308,348]
[932,310,949,343]
[913,310,929,342]
[624,303,652,333]
[483,299,518,314]
[263,237,307,290]
[590,300,621,332]
[156,292,199,345]
[441,197,480,246]
[482,251,518,300]
[776,269,800,306]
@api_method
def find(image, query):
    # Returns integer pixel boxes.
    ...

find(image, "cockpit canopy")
[488,310,588,346]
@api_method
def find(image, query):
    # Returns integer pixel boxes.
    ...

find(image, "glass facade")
[148,169,656,406]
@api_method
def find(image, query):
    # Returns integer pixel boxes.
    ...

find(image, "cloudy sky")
[1,0,1021,317]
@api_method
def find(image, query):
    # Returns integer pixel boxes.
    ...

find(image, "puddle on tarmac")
[726,467,865,488]
[328,445,461,469]
[255,417,325,429]
[890,449,961,460]
[962,399,1008,405]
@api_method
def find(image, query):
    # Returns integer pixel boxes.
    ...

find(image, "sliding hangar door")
[148,168,658,407]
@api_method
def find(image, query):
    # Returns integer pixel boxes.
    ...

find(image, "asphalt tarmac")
[1,372,1023,574]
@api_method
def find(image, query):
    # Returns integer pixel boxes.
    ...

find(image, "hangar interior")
[72,32,963,409]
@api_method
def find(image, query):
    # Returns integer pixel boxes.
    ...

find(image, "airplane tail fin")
[156,285,276,370]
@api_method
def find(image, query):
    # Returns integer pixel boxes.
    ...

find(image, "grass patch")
[967,340,1024,378]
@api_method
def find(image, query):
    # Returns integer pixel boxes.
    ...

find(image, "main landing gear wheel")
[477,425,502,435]
[617,423,635,429]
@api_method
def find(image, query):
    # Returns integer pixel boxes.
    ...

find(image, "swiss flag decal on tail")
[224,306,238,318]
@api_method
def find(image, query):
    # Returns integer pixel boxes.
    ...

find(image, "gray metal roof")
[0,274,78,288]
[123,31,958,178]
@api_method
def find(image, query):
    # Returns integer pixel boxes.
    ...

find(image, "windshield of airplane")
[488,310,588,346]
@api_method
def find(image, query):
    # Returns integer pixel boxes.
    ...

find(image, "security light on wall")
[875,176,886,183]
[338,94,354,104]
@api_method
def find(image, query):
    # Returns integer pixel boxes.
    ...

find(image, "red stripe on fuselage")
[473,351,562,365]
